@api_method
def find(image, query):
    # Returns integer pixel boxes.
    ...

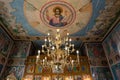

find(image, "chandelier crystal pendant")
[36,29,80,72]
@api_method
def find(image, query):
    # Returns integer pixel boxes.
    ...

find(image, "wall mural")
[1,41,31,80]
[103,23,120,80]
[103,23,120,66]
[86,43,108,66]
[86,43,112,80]
[91,67,113,80]
[9,41,30,58]
[0,27,13,74]
[2,66,25,80]
[7,59,25,66]
[0,28,13,57]
[0,64,3,73]
[111,63,120,80]
[0,55,6,73]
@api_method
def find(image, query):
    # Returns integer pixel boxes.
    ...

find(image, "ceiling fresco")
[0,0,120,48]
[24,0,92,35]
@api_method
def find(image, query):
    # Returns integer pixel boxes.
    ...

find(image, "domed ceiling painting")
[0,0,120,47]
[24,0,92,35]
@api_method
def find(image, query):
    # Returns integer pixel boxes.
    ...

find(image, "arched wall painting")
[24,0,92,35]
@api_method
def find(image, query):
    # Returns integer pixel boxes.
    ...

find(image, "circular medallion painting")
[24,0,92,34]
[40,1,76,28]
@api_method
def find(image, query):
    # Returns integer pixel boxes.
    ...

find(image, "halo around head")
[53,6,63,13]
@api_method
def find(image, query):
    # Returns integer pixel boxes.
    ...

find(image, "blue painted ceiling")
[0,0,120,48]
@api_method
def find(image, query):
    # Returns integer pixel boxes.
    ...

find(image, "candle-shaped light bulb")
[72,60,74,63]
[57,29,60,32]
[43,59,45,65]
[36,55,39,59]
[69,38,72,42]
[67,33,69,36]
[76,50,80,64]
[56,36,58,40]
[43,59,45,62]
[24,78,28,80]
[36,55,39,63]
[45,38,47,42]
[72,44,74,47]
[65,47,68,50]
[45,57,47,60]
[76,50,79,54]
[47,33,50,36]
[55,65,58,69]
[71,60,74,67]
[52,46,55,50]
[38,50,40,55]
[42,45,44,48]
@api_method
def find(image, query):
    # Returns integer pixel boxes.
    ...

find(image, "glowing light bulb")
[52,46,55,50]
[76,50,79,54]
[42,45,44,48]
[69,38,72,42]
[36,55,39,58]
[72,60,74,63]
[47,33,50,36]
[67,33,69,36]
[57,29,60,32]
[38,50,40,55]
[45,38,47,42]
[45,57,47,60]
[65,47,68,50]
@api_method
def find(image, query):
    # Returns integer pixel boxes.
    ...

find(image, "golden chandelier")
[36,29,80,72]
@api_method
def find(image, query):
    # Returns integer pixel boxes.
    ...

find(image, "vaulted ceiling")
[0,0,120,48]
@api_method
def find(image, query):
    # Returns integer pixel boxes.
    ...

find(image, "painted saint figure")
[46,7,67,27]
[6,72,17,80]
